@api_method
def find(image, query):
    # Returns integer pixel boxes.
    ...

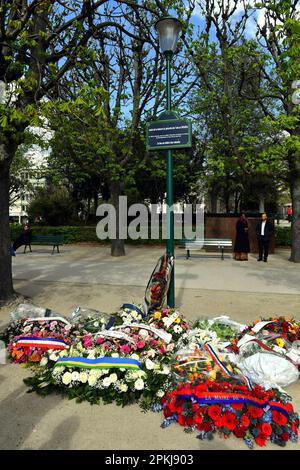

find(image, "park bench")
[179,238,233,260]
[23,235,64,254]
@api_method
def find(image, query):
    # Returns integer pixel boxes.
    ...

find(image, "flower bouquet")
[24,335,173,408]
[172,344,243,384]
[4,318,76,365]
[161,379,299,448]
[147,309,190,342]
[230,317,300,357]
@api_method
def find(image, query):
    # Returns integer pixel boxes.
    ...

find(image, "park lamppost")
[155,16,182,308]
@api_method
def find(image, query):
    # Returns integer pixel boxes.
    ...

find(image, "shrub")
[275,226,291,247]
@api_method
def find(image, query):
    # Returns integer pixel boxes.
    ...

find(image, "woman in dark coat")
[234,214,250,261]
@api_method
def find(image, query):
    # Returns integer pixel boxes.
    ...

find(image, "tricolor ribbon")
[204,342,253,390]
[55,356,142,370]
[176,392,291,418]
[15,336,68,350]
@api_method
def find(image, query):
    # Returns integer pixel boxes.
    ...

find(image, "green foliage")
[275,226,291,246]
[27,187,77,226]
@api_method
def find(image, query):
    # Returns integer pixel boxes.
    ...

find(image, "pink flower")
[83,335,93,348]
[137,340,145,349]
[120,344,131,354]
[159,346,167,354]
[104,344,111,351]
[149,339,158,347]
[96,337,104,345]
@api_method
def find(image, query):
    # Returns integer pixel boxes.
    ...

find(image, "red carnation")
[255,433,267,447]
[261,423,272,436]
[240,415,250,428]
[163,406,173,418]
[221,412,238,431]
[231,403,244,410]
[292,422,299,435]
[281,432,289,442]
[208,405,222,421]
[234,425,246,439]
[194,412,203,427]
[272,410,287,426]
[186,416,194,427]
[177,414,186,427]
[248,406,264,419]
[198,422,212,432]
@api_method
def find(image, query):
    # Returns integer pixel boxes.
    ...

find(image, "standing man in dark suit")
[256,213,274,262]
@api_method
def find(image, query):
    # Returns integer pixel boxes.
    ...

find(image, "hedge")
[10,224,292,247]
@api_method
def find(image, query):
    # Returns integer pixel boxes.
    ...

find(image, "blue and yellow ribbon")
[55,356,142,370]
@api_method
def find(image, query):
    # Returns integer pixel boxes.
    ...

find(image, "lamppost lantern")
[155,16,182,55]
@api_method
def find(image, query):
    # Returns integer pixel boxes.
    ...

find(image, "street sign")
[146,118,192,150]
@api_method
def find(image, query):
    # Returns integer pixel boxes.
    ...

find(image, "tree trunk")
[110,181,125,257]
[290,176,300,262]
[0,159,14,302]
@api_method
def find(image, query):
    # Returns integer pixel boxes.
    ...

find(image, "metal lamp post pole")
[165,51,175,308]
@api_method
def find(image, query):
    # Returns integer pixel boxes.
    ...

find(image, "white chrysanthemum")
[120,383,128,392]
[79,372,88,383]
[109,373,118,383]
[93,322,99,327]
[88,375,97,386]
[40,357,48,366]
[145,359,155,370]
[89,369,101,379]
[71,371,80,382]
[62,372,72,385]
[59,350,68,357]
[52,366,65,375]
[134,378,144,390]
[87,352,96,359]
[156,390,165,398]
[49,353,59,362]
[111,353,119,358]
[102,377,112,387]
[131,353,140,361]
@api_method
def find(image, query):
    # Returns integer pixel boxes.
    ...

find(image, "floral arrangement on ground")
[160,379,299,448]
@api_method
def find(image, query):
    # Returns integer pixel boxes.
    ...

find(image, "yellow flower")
[175,317,181,324]
[275,338,285,348]
[209,370,217,380]
[153,311,161,319]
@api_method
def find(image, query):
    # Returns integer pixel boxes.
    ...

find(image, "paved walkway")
[12,245,300,294]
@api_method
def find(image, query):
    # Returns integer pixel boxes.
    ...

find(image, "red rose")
[272,410,287,426]
[208,405,222,421]
[234,426,246,438]
[240,415,250,428]
[221,412,238,431]
[281,432,289,442]
[261,423,272,436]
[255,433,267,447]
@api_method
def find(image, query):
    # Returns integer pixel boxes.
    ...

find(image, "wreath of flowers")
[160,379,299,448]
[229,317,300,357]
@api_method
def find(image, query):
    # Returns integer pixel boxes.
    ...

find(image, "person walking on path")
[234,213,250,261]
[287,206,293,223]
[256,213,274,262]
[11,224,32,256]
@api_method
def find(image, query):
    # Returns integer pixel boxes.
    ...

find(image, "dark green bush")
[275,226,291,247]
